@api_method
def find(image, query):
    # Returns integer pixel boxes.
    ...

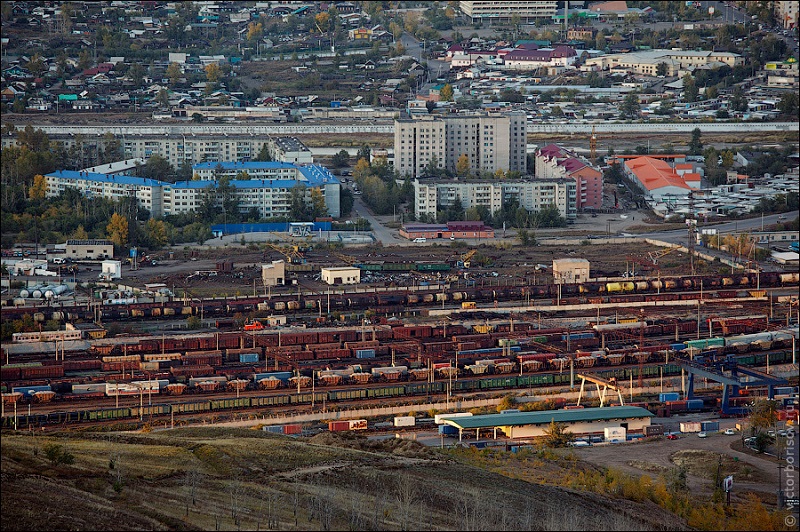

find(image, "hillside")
[0,427,688,531]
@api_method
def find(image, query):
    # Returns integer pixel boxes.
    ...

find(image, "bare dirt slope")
[1,428,688,531]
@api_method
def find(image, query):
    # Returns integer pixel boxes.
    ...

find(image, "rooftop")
[442,406,654,430]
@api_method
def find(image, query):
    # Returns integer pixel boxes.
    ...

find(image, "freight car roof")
[442,406,653,430]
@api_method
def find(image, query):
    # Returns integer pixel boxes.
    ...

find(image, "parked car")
[698,432,708,438]
[724,428,736,435]
[667,433,679,440]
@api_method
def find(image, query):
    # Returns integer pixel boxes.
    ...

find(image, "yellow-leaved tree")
[29,174,48,200]
[106,213,129,248]
[456,154,470,177]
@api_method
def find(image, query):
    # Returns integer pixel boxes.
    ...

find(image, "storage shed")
[553,258,590,284]
[320,266,360,285]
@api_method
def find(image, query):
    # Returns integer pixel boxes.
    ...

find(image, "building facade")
[459,1,558,23]
[395,112,526,179]
[535,144,603,210]
[413,178,576,221]
[46,163,341,219]
[583,50,743,77]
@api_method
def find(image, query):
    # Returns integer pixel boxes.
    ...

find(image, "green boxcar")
[252,395,291,407]
[328,389,368,401]
[480,377,517,389]
[368,386,405,398]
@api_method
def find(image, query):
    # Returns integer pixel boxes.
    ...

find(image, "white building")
[553,258,590,284]
[394,112,527,179]
[583,50,743,77]
[320,266,361,285]
[413,178,576,221]
[459,1,558,23]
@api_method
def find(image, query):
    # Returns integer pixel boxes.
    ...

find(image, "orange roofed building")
[623,156,697,200]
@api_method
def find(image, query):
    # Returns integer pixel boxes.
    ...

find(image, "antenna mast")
[590,125,597,164]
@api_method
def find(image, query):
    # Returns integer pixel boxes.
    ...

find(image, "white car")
[698,432,708,438]
[724,428,736,435]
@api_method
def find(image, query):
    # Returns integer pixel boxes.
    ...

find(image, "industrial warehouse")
[438,406,653,442]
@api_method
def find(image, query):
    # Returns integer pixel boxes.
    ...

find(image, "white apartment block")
[583,50,743,77]
[45,171,165,217]
[3,134,311,170]
[395,112,526,179]
[413,178,576,221]
[459,1,558,23]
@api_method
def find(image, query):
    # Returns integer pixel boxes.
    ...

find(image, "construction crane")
[647,247,679,268]
[264,243,306,264]
[332,251,359,266]
[459,249,478,268]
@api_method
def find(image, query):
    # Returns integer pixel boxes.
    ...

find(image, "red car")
[667,434,679,440]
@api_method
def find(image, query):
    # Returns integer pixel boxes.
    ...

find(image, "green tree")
[620,93,640,119]
[289,186,310,221]
[730,86,747,112]
[128,63,146,87]
[331,149,350,168]
[682,74,698,103]
[156,88,170,108]
[688,128,703,156]
[655,61,668,77]
[543,419,574,448]
[777,92,798,117]
[310,188,328,218]
[254,144,272,162]
[145,219,169,248]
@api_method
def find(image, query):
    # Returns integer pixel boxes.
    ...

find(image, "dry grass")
[2,428,689,531]
[670,449,768,483]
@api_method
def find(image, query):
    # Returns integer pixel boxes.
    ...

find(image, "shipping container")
[643,424,664,436]
[659,392,680,403]
[355,349,376,359]
[394,416,416,427]
[701,421,720,432]
[604,426,627,442]
[439,424,459,435]
[239,353,260,364]
[680,422,702,433]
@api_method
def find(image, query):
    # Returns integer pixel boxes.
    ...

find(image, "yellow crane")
[461,249,477,268]
[332,251,359,266]
[265,243,306,264]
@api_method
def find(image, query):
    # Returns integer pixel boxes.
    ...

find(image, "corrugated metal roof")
[443,406,653,429]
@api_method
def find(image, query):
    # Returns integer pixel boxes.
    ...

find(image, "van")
[412,237,427,243]
[52,257,66,265]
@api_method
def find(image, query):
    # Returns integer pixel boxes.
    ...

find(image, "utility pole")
[687,191,697,276]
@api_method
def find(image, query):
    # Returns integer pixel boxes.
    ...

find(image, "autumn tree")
[353,158,371,180]
[247,21,263,42]
[456,154,470,177]
[310,188,328,218]
[439,83,454,102]
[166,62,182,86]
[205,63,221,83]
[72,225,89,240]
[314,12,330,32]
[145,219,169,248]
[28,174,47,200]
[106,213,129,248]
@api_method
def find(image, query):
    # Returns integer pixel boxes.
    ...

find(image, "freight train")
[2,271,797,325]
[12,346,794,431]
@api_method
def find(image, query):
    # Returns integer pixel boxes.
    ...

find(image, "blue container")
[686,399,704,410]
[355,349,376,359]
[701,421,719,431]
[439,424,459,435]
[659,392,680,402]
[670,343,687,352]
[239,353,259,364]
[12,385,51,398]
[264,425,284,434]
[252,371,293,383]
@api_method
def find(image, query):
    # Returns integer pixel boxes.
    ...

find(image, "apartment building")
[45,162,341,219]
[4,134,311,170]
[535,144,603,210]
[44,171,166,217]
[459,1,558,23]
[413,178,576,221]
[395,112,526,179]
[583,49,743,77]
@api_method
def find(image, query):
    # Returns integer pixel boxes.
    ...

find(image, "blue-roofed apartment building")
[45,170,166,217]
[45,162,341,219]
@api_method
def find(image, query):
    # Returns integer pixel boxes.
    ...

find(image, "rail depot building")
[440,406,654,442]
